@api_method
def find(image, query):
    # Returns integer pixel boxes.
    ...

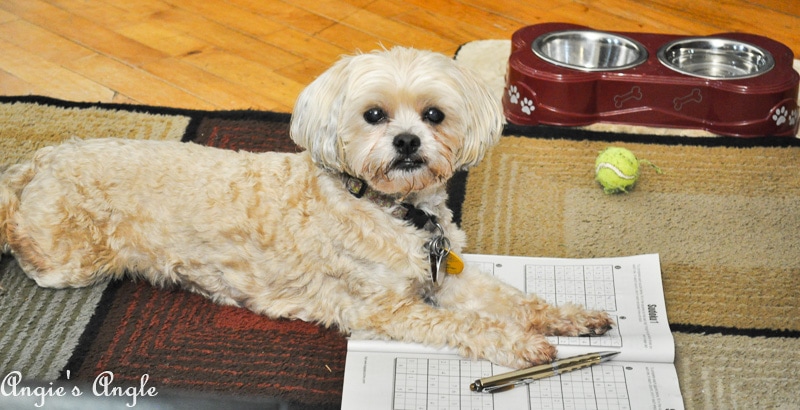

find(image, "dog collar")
[342,174,464,283]
[343,175,435,230]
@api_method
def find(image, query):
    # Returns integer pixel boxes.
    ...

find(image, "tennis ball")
[595,147,639,194]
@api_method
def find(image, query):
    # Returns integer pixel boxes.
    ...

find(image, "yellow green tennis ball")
[595,147,639,194]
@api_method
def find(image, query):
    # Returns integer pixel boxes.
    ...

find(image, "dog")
[0,47,611,369]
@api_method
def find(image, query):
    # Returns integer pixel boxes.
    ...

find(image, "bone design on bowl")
[531,30,648,71]
[657,38,775,79]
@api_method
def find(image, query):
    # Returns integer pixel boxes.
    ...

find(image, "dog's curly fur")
[0,47,612,369]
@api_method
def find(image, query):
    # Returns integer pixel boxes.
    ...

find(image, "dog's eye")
[363,108,387,125]
[423,107,445,124]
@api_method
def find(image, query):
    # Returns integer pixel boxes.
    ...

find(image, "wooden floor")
[0,0,797,112]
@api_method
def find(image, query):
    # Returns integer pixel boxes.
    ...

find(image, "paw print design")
[789,108,798,127]
[772,106,788,126]
[520,97,535,115]
[508,85,520,105]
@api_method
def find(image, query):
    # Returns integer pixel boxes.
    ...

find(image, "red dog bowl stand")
[504,23,800,137]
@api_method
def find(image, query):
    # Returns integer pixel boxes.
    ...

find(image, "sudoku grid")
[525,263,618,312]
[392,358,493,410]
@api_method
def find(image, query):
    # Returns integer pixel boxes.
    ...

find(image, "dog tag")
[429,247,448,284]
[445,252,464,275]
[427,227,451,284]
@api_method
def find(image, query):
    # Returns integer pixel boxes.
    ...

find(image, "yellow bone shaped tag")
[445,252,464,275]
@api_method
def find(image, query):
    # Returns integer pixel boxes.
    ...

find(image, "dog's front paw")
[580,309,615,336]
[509,333,557,368]
[538,303,614,337]
[462,327,557,369]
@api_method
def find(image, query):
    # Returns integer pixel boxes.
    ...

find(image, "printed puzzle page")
[342,254,684,410]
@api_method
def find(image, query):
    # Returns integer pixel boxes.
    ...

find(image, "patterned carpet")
[1,95,799,409]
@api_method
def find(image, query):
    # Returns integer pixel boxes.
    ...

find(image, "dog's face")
[290,47,503,195]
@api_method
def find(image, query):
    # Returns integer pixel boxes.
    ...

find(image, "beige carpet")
[0,100,189,169]
[457,42,800,410]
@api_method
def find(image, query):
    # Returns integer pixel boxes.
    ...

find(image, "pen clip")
[473,378,532,393]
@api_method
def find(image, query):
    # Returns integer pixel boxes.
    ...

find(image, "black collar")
[343,175,437,230]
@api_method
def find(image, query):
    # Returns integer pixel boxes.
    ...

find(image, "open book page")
[341,254,684,410]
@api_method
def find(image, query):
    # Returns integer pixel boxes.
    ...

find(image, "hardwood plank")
[43,0,156,31]
[0,19,95,65]
[0,0,167,66]
[392,0,520,39]
[142,58,290,110]
[747,0,800,16]
[116,21,207,57]
[283,0,458,52]
[260,27,350,64]
[97,0,172,16]
[62,53,216,109]
[338,9,458,52]
[315,22,400,52]
[0,69,49,96]
[277,0,363,22]
[274,58,332,87]
[109,93,140,105]
[204,0,351,63]
[0,38,115,102]
[637,0,799,55]
[181,48,305,109]
[390,5,517,46]
[226,0,338,36]
[350,0,416,18]
[160,0,285,39]
[551,0,712,34]
[145,6,303,70]
[456,0,572,25]
[549,2,664,33]
[0,7,16,22]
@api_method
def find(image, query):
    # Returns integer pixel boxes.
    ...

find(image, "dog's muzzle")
[391,133,424,171]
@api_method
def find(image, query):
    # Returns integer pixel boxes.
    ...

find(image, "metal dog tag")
[429,247,448,284]
[427,223,451,284]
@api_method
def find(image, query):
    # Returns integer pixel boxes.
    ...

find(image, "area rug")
[0,99,191,385]
[1,93,799,410]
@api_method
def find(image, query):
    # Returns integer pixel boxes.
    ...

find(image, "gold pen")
[470,351,620,393]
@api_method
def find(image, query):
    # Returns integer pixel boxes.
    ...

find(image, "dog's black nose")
[393,133,421,156]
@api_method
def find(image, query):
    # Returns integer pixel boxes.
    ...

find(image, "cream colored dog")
[0,47,611,369]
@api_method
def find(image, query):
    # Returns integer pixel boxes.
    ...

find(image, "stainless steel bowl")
[657,38,775,79]
[531,30,648,71]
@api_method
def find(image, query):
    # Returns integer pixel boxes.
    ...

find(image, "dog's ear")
[453,64,504,170]
[290,56,352,172]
